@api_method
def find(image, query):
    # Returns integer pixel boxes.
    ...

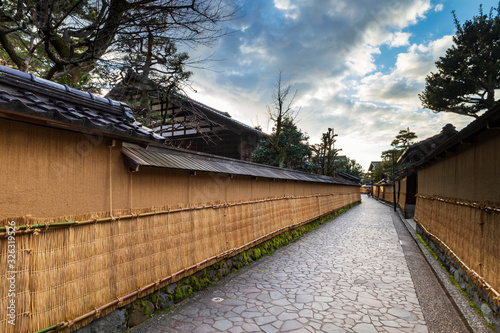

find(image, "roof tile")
[122,143,360,186]
[0,65,164,144]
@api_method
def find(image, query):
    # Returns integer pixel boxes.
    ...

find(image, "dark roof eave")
[0,66,130,117]
[0,101,163,145]
[170,95,262,136]
[0,65,165,144]
[413,106,500,169]
[338,172,361,182]
[106,73,262,136]
[122,143,360,186]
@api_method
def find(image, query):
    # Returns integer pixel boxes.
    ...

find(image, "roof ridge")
[0,65,164,144]
[123,143,360,186]
[0,65,133,119]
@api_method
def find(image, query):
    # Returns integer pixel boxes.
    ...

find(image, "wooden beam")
[444,145,458,154]
[460,136,475,144]
[487,119,500,129]
[123,156,140,173]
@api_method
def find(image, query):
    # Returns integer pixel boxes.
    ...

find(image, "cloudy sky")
[182,0,497,171]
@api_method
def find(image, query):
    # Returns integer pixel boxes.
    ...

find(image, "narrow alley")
[129,198,480,333]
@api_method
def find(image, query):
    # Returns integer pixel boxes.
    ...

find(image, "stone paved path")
[130,198,468,332]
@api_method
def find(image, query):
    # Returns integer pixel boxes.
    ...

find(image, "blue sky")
[182,0,498,171]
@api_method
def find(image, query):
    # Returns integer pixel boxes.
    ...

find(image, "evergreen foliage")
[0,0,236,89]
[376,128,417,182]
[310,128,341,176]
[335,157,364,179]
[252,117,312,170]
[420,4,500,117]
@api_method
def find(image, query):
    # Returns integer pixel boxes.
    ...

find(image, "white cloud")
[355,34,455,106]
[435,3,444,12]
[387,32,411,48]
[370,0,431,29]
[181,0,469,171]
[346,45,380,76]
[274,0,292,10]
[273,0,299,19]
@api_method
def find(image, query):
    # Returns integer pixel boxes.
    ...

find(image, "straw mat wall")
[398,192,407,212]
[384,185,394,204]
[415,195,500,307]
[0,193,360,333]
[397,178,408,212]
[414,131,500,307]
[373,185,382,200]
[0,120,131,219]
[372,184,395,204]
[378,185,384,200]
[417,131,499,202]
[0,120,360,332]
[360,187,370,194]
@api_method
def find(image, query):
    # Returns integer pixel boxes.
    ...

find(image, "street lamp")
[392,149,396,212]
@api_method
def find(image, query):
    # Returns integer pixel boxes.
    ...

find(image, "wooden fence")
[415,195,500,308]
[0,191,359,333]
[0,119,361,332]
[372,184,394,203]
[413,129,500,309]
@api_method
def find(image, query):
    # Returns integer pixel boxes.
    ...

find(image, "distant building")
[337,171,361,183]
[360,184,372,194]
[372,179,394,203]
[366,161,382,184]
[107,73,262,161]
[368,161,382,173]
[395,124,457,217]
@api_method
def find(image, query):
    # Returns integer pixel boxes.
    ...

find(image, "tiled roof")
[106,72,262,136]
[122,143,360,186]
[337,172,361,183]
[172,95,262,135]
[0,65,164,144]
[410,105,500,168]
[398,123,457,165]
[368,161,382,172]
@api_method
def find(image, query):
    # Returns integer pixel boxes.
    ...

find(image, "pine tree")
[420,4,500,117]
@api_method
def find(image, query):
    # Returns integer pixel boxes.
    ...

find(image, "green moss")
[243,250,251,263]
[173,286,186,302]
[449,274,470,299]
[252,248,262,260]
[150,291,159,306]
[125,302,136,323]
[189,276,202,292]
[417,234,439,261]
[417,234,447,271]
[139,300,151,316]
[199,277,210,288]
[418,233,497,330]
[452,279,486,322]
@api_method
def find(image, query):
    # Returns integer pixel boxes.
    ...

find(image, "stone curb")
[394,206,493,333]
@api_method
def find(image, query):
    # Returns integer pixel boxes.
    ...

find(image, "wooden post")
[392,149,396,212]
